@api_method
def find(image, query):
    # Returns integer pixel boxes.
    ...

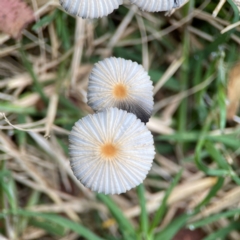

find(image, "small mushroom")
[130,0,185,12]
[59,0,123,19]
[87,57,154,123]
[69,107,155,194]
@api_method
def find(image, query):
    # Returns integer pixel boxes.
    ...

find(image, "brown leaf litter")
[0,0,35,39]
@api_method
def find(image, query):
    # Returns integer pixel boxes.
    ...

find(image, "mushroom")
[59,0,123,19]
[87,57,154,123]
[69,107,155,194]
[129,0,185,12]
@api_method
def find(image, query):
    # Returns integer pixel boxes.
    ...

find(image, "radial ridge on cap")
[87,57,154,123]
[69,107,155,195]
[59,0,123,19]
[129,0,184,12]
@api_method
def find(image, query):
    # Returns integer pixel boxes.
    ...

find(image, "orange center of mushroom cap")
[101,143,118,159]
[113,83,128,99]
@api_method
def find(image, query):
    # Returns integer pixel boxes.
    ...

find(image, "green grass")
[1,0,240,239]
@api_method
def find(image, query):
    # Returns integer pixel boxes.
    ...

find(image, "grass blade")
[205,141,229,170]
[189,209,240,229]
[20,47,48,104]
[0,210,103,240]
[137,184,148,238]
[195,177,224,212]
[154,213,191,240]
[97,194,136,239]
[203,222,240,240]
[149,169,182,233]
[0,104,36,114]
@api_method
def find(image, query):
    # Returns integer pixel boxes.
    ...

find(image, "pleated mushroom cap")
[87,57,154,123]
[59,0,123,19]
[130,0,184,12]
[69,108,155,195]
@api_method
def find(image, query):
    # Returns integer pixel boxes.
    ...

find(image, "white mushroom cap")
[69,108,155,195]
[59,0,123,19]
[87,57,154,123]
[130,0,184,12]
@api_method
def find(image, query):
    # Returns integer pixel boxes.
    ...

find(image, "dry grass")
[1,0,240,239]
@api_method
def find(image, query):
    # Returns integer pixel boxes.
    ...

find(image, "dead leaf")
[227,62,240,120]
[0,0,35,39]
[173,228,206,240]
